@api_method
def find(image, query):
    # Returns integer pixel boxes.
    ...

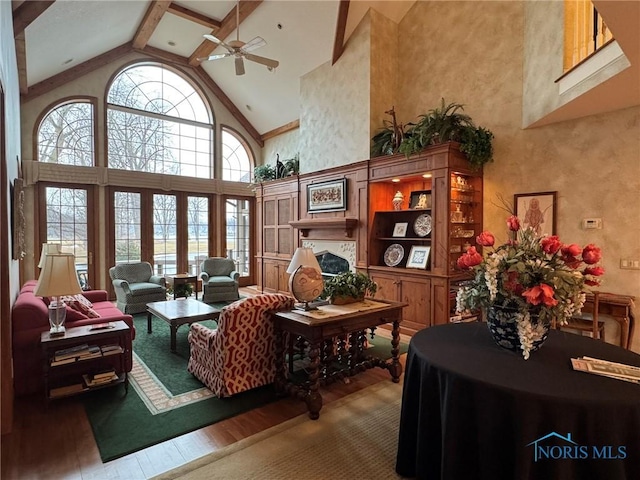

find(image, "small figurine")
[415,193,429,209]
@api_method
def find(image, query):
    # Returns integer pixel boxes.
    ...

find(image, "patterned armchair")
[187,293,294,397]
[200,257,240,303]
[109,262,167,314]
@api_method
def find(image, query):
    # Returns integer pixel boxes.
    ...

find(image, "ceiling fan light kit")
[201,2,279,76]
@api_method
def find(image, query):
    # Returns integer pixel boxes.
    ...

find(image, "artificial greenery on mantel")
[253,153,300,183]
[371,100,494,170]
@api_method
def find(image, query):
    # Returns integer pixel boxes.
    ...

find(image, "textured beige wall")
[298,14,372,173]
[262,129,300,169]
[370,9,399,142]
[397,1,640,350]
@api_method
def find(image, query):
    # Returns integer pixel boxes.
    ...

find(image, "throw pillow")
[60,294,101,318]
[65,305,89,321]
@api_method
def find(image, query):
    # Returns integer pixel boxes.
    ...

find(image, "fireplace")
[302,240,356,278]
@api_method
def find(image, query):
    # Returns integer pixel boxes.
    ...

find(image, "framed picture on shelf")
[307,178,347,213]
[406,246,431,269]
[392,222,408,237]
[514,191,557,236]
[409,190,431,209]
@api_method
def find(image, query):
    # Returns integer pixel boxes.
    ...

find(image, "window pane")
[153,194,177,276]
[226,198,250,277]
[114,191,141,264]
[187,196,209,277]
[44,186,88,285]
[38,102,94,166]
[222,129,252,182]
[108,65,210,123]
[107,63,214,179]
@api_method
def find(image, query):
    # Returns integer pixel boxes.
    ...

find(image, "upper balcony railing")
[564,0,614,73]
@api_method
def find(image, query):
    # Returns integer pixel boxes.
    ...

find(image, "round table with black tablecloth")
[395,322,640,480]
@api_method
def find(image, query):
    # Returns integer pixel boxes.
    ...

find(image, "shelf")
[376,237,431,242]
[289,218,359,237]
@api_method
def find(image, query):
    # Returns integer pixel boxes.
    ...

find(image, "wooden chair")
[560,291,605,341]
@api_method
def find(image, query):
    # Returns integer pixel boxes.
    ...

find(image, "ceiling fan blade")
[199,53,231,62]
[203,34,234,53]
[245,53,279,69]
[242,36,266,52]
[203,34,223,45]
[235,56,245,76]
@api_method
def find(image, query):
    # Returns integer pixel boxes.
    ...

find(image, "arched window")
[37,100,94,166]
[221,127,252,182]
[106,63,214,178]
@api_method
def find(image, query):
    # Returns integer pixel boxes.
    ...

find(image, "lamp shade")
[34,253,83,297]
[37,243,62,268]
[286,247,321,274]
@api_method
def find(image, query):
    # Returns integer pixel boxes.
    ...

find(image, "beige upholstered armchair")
[200,257,240,303]
[187,294,294,397]
[109,261,167,314]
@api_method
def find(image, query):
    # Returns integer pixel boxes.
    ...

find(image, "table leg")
[275,329,286,393]
[306,341,322,420]
[170,325,177,353]
[389,319,403,383]
[147,312,153,334]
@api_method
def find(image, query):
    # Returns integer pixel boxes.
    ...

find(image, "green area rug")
[83,311,408,463]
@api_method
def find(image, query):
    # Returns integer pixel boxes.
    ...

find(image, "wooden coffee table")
[146,299,221,353]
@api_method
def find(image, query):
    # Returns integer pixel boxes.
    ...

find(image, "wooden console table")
[584,291,635,350]
[273,298,406,419]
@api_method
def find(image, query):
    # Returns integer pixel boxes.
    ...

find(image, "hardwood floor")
[1,287,408,479]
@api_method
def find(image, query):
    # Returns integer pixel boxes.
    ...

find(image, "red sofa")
[11,280,135,396]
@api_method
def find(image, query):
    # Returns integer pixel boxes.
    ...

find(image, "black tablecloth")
[396,322,640,480]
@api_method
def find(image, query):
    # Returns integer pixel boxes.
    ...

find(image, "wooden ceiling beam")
[22,43,134,103]
[132,0,172,50]
[15,31,28,95]
[261,120,300,142]
[167,3,222,30]
[192,66,263,147]
[332,0,350,65]
[12,0,55,36]
[188,0,263,67]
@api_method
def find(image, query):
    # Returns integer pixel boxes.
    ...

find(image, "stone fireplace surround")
[301,239,356,277]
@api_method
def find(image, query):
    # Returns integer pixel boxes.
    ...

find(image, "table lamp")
[286,247,324,311]
[34,253,83,336]
[37,243,62,268]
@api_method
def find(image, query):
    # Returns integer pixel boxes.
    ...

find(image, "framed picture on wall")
[307,178,347,213]
[514,191,557,236]
[406,246,430,269]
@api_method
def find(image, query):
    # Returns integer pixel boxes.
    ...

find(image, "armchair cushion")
[187,294,294,397]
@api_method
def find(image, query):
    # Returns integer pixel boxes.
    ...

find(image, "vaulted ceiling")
[11,0,414,147]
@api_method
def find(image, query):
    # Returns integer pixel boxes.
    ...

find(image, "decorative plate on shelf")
[414,213,432,237]
[384,244,405,267]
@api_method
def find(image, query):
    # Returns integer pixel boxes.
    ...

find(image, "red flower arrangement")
[456,215,604,326]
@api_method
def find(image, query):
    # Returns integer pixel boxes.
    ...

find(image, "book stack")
[82,369,118,388]
[100,344,124,356]
[51,344,102,366]
[571,356,640,384]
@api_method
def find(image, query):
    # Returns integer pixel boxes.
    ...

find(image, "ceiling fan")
[199,2,279,76]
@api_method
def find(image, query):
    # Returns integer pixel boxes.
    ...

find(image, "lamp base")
[293,302,318,311]
[49,325,66,337]
[48,301,67,337]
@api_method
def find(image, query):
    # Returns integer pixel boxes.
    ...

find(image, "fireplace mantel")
[289,218,359,237]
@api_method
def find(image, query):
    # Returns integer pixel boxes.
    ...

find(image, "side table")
[168,273,198,300]
[41,320,131,404]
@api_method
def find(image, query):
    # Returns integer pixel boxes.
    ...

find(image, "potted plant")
[167,283,194,299]
[321,271,378,305]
